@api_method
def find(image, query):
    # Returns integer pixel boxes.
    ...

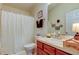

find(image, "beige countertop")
[36,36,79,55]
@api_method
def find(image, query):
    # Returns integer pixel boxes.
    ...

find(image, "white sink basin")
[48,38,63,47]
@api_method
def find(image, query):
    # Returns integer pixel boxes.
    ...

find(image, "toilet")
[24,43,35,55]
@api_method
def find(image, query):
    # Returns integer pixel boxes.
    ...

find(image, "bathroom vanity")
[36,36,79,55]
[37,40,71,55]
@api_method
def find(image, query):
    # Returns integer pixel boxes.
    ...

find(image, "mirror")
[48,3,64,34]
[48,3,79,36]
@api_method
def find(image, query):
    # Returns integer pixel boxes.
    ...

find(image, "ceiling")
[3,3,57,14]
[4,3,57,12]
[48,3,59,11]
[3,3,38,11]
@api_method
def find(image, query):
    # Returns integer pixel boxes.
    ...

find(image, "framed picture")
[36,19,44,28]
[37,10,43,19]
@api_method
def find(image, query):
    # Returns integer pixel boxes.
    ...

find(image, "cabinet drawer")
[37,48,48,55]
[44,43,55,55]
[37,41,43,49]
[56,49,71,55]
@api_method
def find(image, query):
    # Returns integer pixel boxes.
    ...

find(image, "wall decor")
[36,10,44,28]
[36,19,44,28]
[37,10,43,19]
[52,19,63,30]
[51,19,63,37]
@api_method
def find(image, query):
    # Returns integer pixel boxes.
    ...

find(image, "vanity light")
[72,23,79,40]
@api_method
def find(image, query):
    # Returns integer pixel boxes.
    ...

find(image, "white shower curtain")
[1,10,34,54]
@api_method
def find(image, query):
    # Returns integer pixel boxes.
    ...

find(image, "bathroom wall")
[32,3,48,36]
[0,4,2,49]
[48,3,79,34]
[2,5,31,16]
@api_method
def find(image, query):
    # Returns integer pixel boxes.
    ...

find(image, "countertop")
[36,36,79,55]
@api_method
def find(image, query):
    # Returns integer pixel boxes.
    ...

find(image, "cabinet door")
[37,41,43,49]
[56,49,71,55]
[43,43,55,55]
[37,48,48,55]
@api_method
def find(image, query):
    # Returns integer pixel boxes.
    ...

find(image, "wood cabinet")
[37,41,48,55]
[37,48,48,55]
[37,41,43,50]
[37,40,71,55]
[43,43,55,55]
[56,49,71,55]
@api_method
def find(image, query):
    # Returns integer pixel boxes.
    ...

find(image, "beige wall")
[48,3,79,34]
[32,3,48,36]
[2,5,31,16]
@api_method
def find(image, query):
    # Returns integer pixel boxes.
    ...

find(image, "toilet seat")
[24,43,35,48]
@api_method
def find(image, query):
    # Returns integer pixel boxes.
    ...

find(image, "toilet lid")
[24,43,35,48]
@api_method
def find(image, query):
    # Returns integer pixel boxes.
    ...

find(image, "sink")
[47,38,63,47]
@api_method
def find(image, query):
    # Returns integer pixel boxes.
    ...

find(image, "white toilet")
[24,43,35,55]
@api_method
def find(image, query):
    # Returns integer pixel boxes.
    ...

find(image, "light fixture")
[48,3,52,5]
[72,23,79,40]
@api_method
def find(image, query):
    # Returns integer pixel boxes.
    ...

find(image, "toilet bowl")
[24,43,35,55]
